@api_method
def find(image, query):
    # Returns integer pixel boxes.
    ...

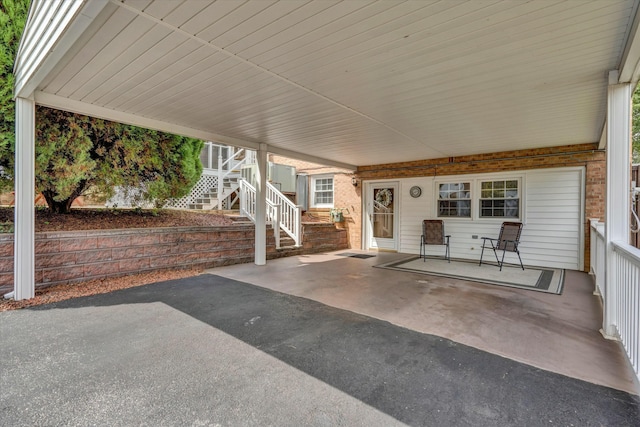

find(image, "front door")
[366,182,399,251]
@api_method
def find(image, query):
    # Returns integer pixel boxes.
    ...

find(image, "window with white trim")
[311,175,334,208]
[437,182,471,217]
[479,179,520,218]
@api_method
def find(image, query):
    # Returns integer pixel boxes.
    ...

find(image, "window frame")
[310,174,334,208]
[477,178,521,220]
[433,175,524,221]
[435,181,472,219]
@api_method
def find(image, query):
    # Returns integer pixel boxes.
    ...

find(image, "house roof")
[14,0,640,169]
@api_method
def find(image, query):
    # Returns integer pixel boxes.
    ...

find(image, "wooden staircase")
[188,176,240,210]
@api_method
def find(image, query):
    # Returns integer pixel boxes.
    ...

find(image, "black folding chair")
[479,222,524,271]
[420,220,450,262]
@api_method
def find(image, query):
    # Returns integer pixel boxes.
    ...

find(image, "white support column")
[217,146,223,209]
[254,143,268,265]
[603,70,631,337]
[12,96,36,300]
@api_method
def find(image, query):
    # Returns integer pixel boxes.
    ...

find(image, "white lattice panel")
[164,175,218,209]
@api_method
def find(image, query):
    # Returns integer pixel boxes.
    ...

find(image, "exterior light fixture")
[351,176,358,186]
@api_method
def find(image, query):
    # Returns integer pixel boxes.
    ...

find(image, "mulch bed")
[0,269,202,312]
[0,207,234,232]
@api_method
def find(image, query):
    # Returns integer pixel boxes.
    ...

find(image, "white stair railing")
[267,181,302,247]
[216,146,248,209]
[239,179,257,221]
[239,179,302,248]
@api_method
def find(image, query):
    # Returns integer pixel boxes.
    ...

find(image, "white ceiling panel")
[23,0,640,167]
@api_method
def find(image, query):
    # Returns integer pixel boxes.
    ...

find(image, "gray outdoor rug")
[376,257,564,294]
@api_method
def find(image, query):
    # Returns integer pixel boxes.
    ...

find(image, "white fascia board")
[618,1,640,84]
[14,1,110,99]
[267,146,356,171]
[34,91,261,150]
[599,121,607,150]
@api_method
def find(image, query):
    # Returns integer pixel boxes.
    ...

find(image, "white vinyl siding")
[523,169,582,269]
[399,180,433,255]
[398,167,583,270]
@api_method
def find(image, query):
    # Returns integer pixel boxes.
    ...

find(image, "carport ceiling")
[22,0,640,167]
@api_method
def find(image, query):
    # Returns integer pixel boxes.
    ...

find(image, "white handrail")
[590,220,640,382]
[220,147,245,173]
[267,201,281,249]
[239,179,256,221]
[215,147,248,209]
[267,181,302,247]
[239,179,302,247]
[590,219,605,297]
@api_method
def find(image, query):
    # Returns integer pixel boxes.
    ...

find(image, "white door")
[366,182,399,251]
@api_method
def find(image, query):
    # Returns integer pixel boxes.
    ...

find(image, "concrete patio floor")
[212,250,640,396]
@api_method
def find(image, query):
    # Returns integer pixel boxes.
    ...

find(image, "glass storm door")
[367,183,398,250]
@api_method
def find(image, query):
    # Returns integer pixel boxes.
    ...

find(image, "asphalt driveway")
[1,274,639,426]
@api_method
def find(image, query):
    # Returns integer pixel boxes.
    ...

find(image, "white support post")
[12,96,36,300]
[217,146,223,209]
[603,70,631,338]
[255,143,268,265]
[273,204,281,250]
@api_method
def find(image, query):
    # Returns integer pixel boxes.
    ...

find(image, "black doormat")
[337,252,377,259]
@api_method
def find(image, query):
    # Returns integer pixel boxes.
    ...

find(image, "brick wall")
[270,154,360,248]
[0,223,347,294]
[356,143,605,272]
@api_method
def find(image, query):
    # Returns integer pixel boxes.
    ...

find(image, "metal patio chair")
[420,220,450,262]
[479,221,524,271]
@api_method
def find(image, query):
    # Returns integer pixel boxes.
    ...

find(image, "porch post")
[12,96,36,300]
[254,143,267,265]
[217,145,223,209]
[603,70,631,337]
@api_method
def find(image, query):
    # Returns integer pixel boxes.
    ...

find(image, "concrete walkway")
[1,251,639,426]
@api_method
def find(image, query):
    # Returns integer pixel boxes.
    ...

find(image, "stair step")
[277,235,296,245]
[276,244,302,252]
[228,216,252,224]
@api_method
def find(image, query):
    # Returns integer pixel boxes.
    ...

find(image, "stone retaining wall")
[0,223,348,293]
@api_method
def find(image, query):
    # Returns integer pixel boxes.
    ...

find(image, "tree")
[36,106,203,213]
[1,0,204,213]
[0,0,29,192]
[633,85,640,163]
